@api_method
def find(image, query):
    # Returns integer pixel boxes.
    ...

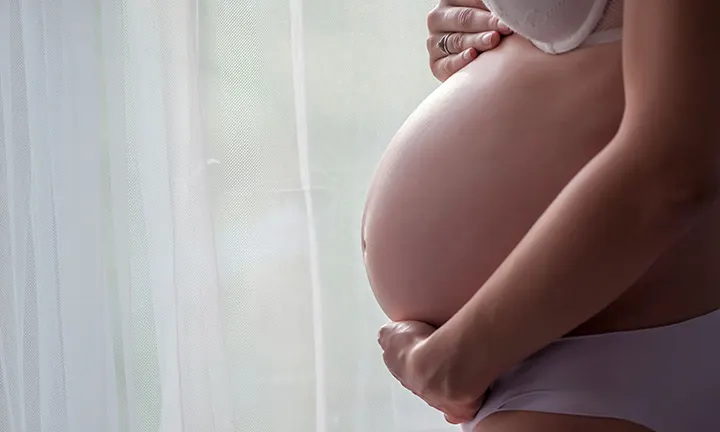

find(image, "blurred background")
[1,0,449,431]
[202,1,448,431]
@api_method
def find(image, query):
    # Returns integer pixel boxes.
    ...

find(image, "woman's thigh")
[476,411,655,432]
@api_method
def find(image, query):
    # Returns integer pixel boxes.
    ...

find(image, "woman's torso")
[362,35,720,334]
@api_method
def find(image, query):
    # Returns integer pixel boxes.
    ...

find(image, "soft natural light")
[0,1,458,431]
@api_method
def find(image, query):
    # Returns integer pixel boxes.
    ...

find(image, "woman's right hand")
[427,1,513,81]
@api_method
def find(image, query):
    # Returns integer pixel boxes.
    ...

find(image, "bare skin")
[425,1,512,81]
[364,26,720,432]
[364,34,720,332]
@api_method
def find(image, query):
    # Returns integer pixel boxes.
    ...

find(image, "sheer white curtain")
[0,1,449,431]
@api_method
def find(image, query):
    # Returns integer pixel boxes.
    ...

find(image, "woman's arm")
[425,0,720,394]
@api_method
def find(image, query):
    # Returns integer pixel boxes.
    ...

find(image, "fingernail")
[498,20,511,33]
[462,48,477,61]
[481,32,494,45]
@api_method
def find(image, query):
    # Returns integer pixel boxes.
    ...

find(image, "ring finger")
[428,31,500,60]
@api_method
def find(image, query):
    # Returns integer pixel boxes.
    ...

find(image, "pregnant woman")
[362,1,720,431]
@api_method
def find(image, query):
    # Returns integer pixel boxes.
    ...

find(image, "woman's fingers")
[442,0,489,11]
[432,48,478,81]
[442,399,482,424]
[428,6,512,34]
[426,2,513,81]
[445,413,472,425]
[430,30,503,82]
[428,31,500,60]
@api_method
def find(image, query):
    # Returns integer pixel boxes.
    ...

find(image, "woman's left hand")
[378,321,486,424]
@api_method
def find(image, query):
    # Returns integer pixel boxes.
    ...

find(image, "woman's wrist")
[420,315,498,402]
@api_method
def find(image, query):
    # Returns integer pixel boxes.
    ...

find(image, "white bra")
[483,0,624,54]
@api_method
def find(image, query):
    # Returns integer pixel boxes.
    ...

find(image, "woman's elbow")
[618,116,720,213]
[666,178,720,214]
[655,153,720,215]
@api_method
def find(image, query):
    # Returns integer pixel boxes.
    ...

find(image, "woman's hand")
[378,321,488,424]
[428,0,513,81]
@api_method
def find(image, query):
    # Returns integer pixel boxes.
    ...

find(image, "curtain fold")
[1,0,451,431]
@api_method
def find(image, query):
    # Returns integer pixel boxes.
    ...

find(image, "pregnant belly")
[362,37,625,327]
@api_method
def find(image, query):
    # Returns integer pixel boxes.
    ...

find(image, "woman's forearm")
[376,2,720,419]
[434,1,720,386]
[430,124,718,386]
